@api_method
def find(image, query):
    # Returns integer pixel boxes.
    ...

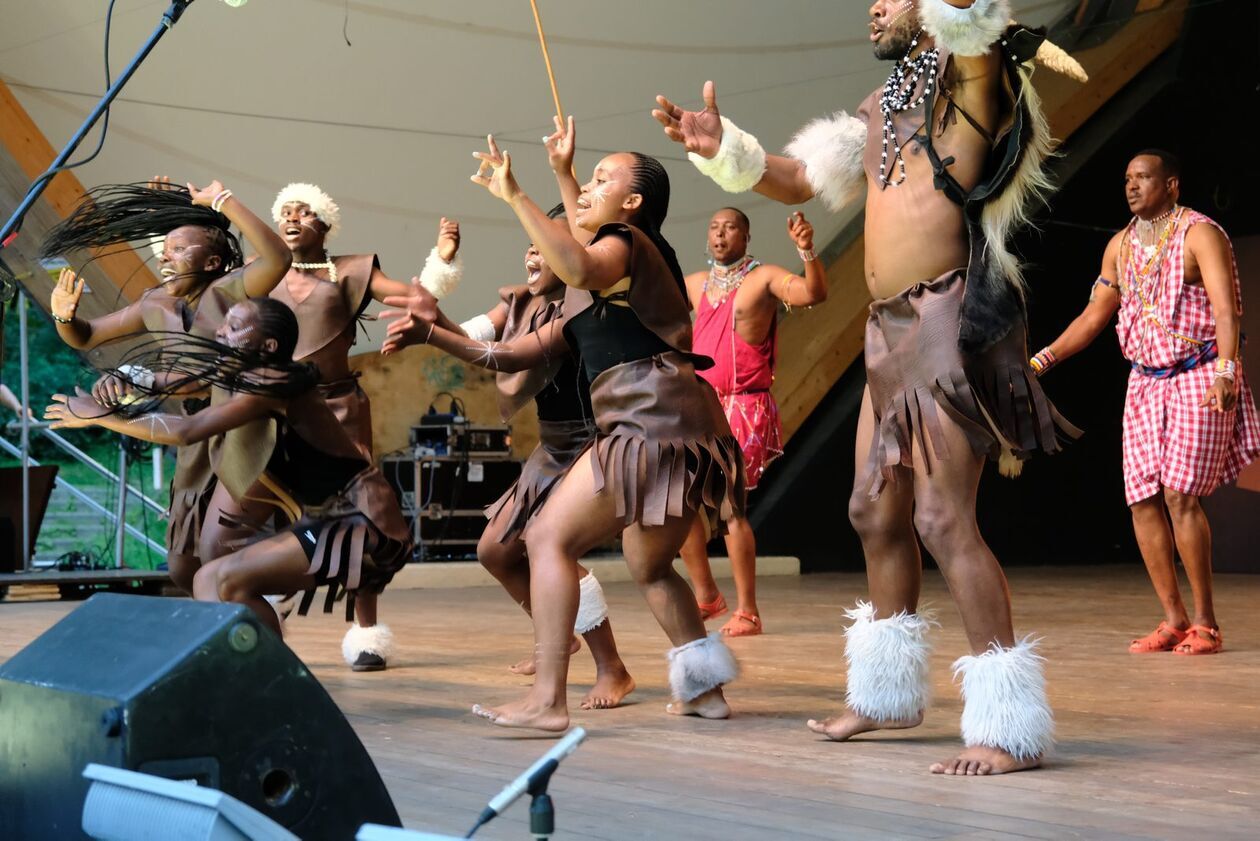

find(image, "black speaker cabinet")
[0,593,401,840]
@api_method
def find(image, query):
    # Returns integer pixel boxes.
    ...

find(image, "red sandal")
[1173,625,1223,655]
[1129,621,1188,653]
[720,610,763,637]
[697,593,728,621]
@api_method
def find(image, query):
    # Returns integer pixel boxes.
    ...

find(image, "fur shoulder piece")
[784,111,867,213]
[688,116,767,194]
[919,0,1010,57]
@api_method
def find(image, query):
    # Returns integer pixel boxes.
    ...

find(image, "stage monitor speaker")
[0,593,401,840]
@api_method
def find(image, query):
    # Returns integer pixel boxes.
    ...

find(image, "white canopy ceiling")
[2,0,1073,347]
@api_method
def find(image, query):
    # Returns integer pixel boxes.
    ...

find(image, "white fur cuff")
[688,116,767,194]
[419,247,463,299]
[667,632,739,701]
[116,364,155,390]
[784,112,867,213]
[919,0,1010,57]
[342,622,394,666]
[953,637,1054,761]
[460,313,497,343]
[573,572,609,635]
[843,601,933,721]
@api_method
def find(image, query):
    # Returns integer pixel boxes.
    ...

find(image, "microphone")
[467,727,587,836]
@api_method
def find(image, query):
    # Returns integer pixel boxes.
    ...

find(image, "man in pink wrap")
[1032,150,1260,656]
[679,207,827,636]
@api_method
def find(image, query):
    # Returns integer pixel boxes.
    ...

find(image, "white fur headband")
[272,182,341,240]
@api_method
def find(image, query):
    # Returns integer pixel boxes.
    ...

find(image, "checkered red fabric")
[1117,208,1260,504]
[1123,365,1260,504]
[1115,209,1239,369]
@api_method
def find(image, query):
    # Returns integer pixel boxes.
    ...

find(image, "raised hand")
[437,217,461,263]
[186,179,227,207]
[91,372,134,408]
[379,279,440,355]
[544,114,576,175]
[51,267,85,322]
[652,80,723,158]
[148,175,175,192]
[787,211,814,251]
[470,135,520,203]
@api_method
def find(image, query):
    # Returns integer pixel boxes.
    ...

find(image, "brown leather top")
[137,270,249,340]
[495,284,567,421]
[269,254,376,361]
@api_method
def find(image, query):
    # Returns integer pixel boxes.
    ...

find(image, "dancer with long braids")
[382,202,635,710]
[247,184,462,670]
[655,0,1086,774]
[44,298,412,637]
[41,180,292,593]
[386,127,743,731]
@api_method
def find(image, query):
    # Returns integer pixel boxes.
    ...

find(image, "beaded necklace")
[704,255,760,304]
[878,30,939,187]
[292,254,338,285]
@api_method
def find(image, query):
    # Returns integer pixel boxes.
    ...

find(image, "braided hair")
[627,153,686,296]
[40,183,244,280]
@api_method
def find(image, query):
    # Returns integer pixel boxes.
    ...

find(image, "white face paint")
[220,324,255,349]
[587,183,611,209]
[885,0,912,27]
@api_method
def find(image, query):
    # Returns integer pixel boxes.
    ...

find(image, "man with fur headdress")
[655,0,1085,774]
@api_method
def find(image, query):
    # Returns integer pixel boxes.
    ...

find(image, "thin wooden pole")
[529,0,564,122]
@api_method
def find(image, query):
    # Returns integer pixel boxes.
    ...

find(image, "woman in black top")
[45,298,411,637]
[387,130,744,731]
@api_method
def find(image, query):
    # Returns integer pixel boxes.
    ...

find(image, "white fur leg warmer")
[784,112,867,213]
[688,116,767,194]
[843,601,933,721]
[667,633,739,702]
[919,0,1010,57]
[418,247,464,299]
[342,623,394,666]
[953,637,1054,762]
[573,572,609,635]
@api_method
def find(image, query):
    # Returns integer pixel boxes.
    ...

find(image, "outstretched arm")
[1030,234,1122,375]
[652,81,817,206]
[187,181,292,298]
[50,268,146,350]
[544,115,593,244]
[1188,223,1242,412]
[46,389,279,446]
[471,136,631,292]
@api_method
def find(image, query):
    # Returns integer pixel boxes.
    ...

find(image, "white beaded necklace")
[878,30,939,187]
[292,255,337,285]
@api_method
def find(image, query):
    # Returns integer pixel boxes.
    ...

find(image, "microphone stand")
[0,0,197,250]
[526,759,559,841]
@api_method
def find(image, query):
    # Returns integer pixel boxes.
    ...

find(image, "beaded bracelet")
[52,312,74,325]
[1029,347,1057,376]
[210,189,233,213]
[797,247,817,263]
[1215,358,1237,382]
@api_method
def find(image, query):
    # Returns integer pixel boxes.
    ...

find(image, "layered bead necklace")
[292,254,338,285]
[878,30,939,187]
[705,254,760,303]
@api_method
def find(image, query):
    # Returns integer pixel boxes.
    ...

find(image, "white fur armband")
[419,247,463,299]
[116,364,156,390]
[784,112,867,213]
[459,314,497,343]
[919,0,1010,57]
[687,116,767,194]
[573,572,609,635]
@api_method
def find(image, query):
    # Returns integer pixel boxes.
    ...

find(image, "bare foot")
[508,636,581,675]
[666,687,730,719]
[471,697,570,732]
[930,745,1041,776]
[805,708,923,741]
[580,666,636,710]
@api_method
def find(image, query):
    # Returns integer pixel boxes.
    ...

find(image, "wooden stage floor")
[2,566,1258,840]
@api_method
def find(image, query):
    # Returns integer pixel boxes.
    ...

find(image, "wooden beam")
[772,1,1189,441]
[0,78,158,301]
